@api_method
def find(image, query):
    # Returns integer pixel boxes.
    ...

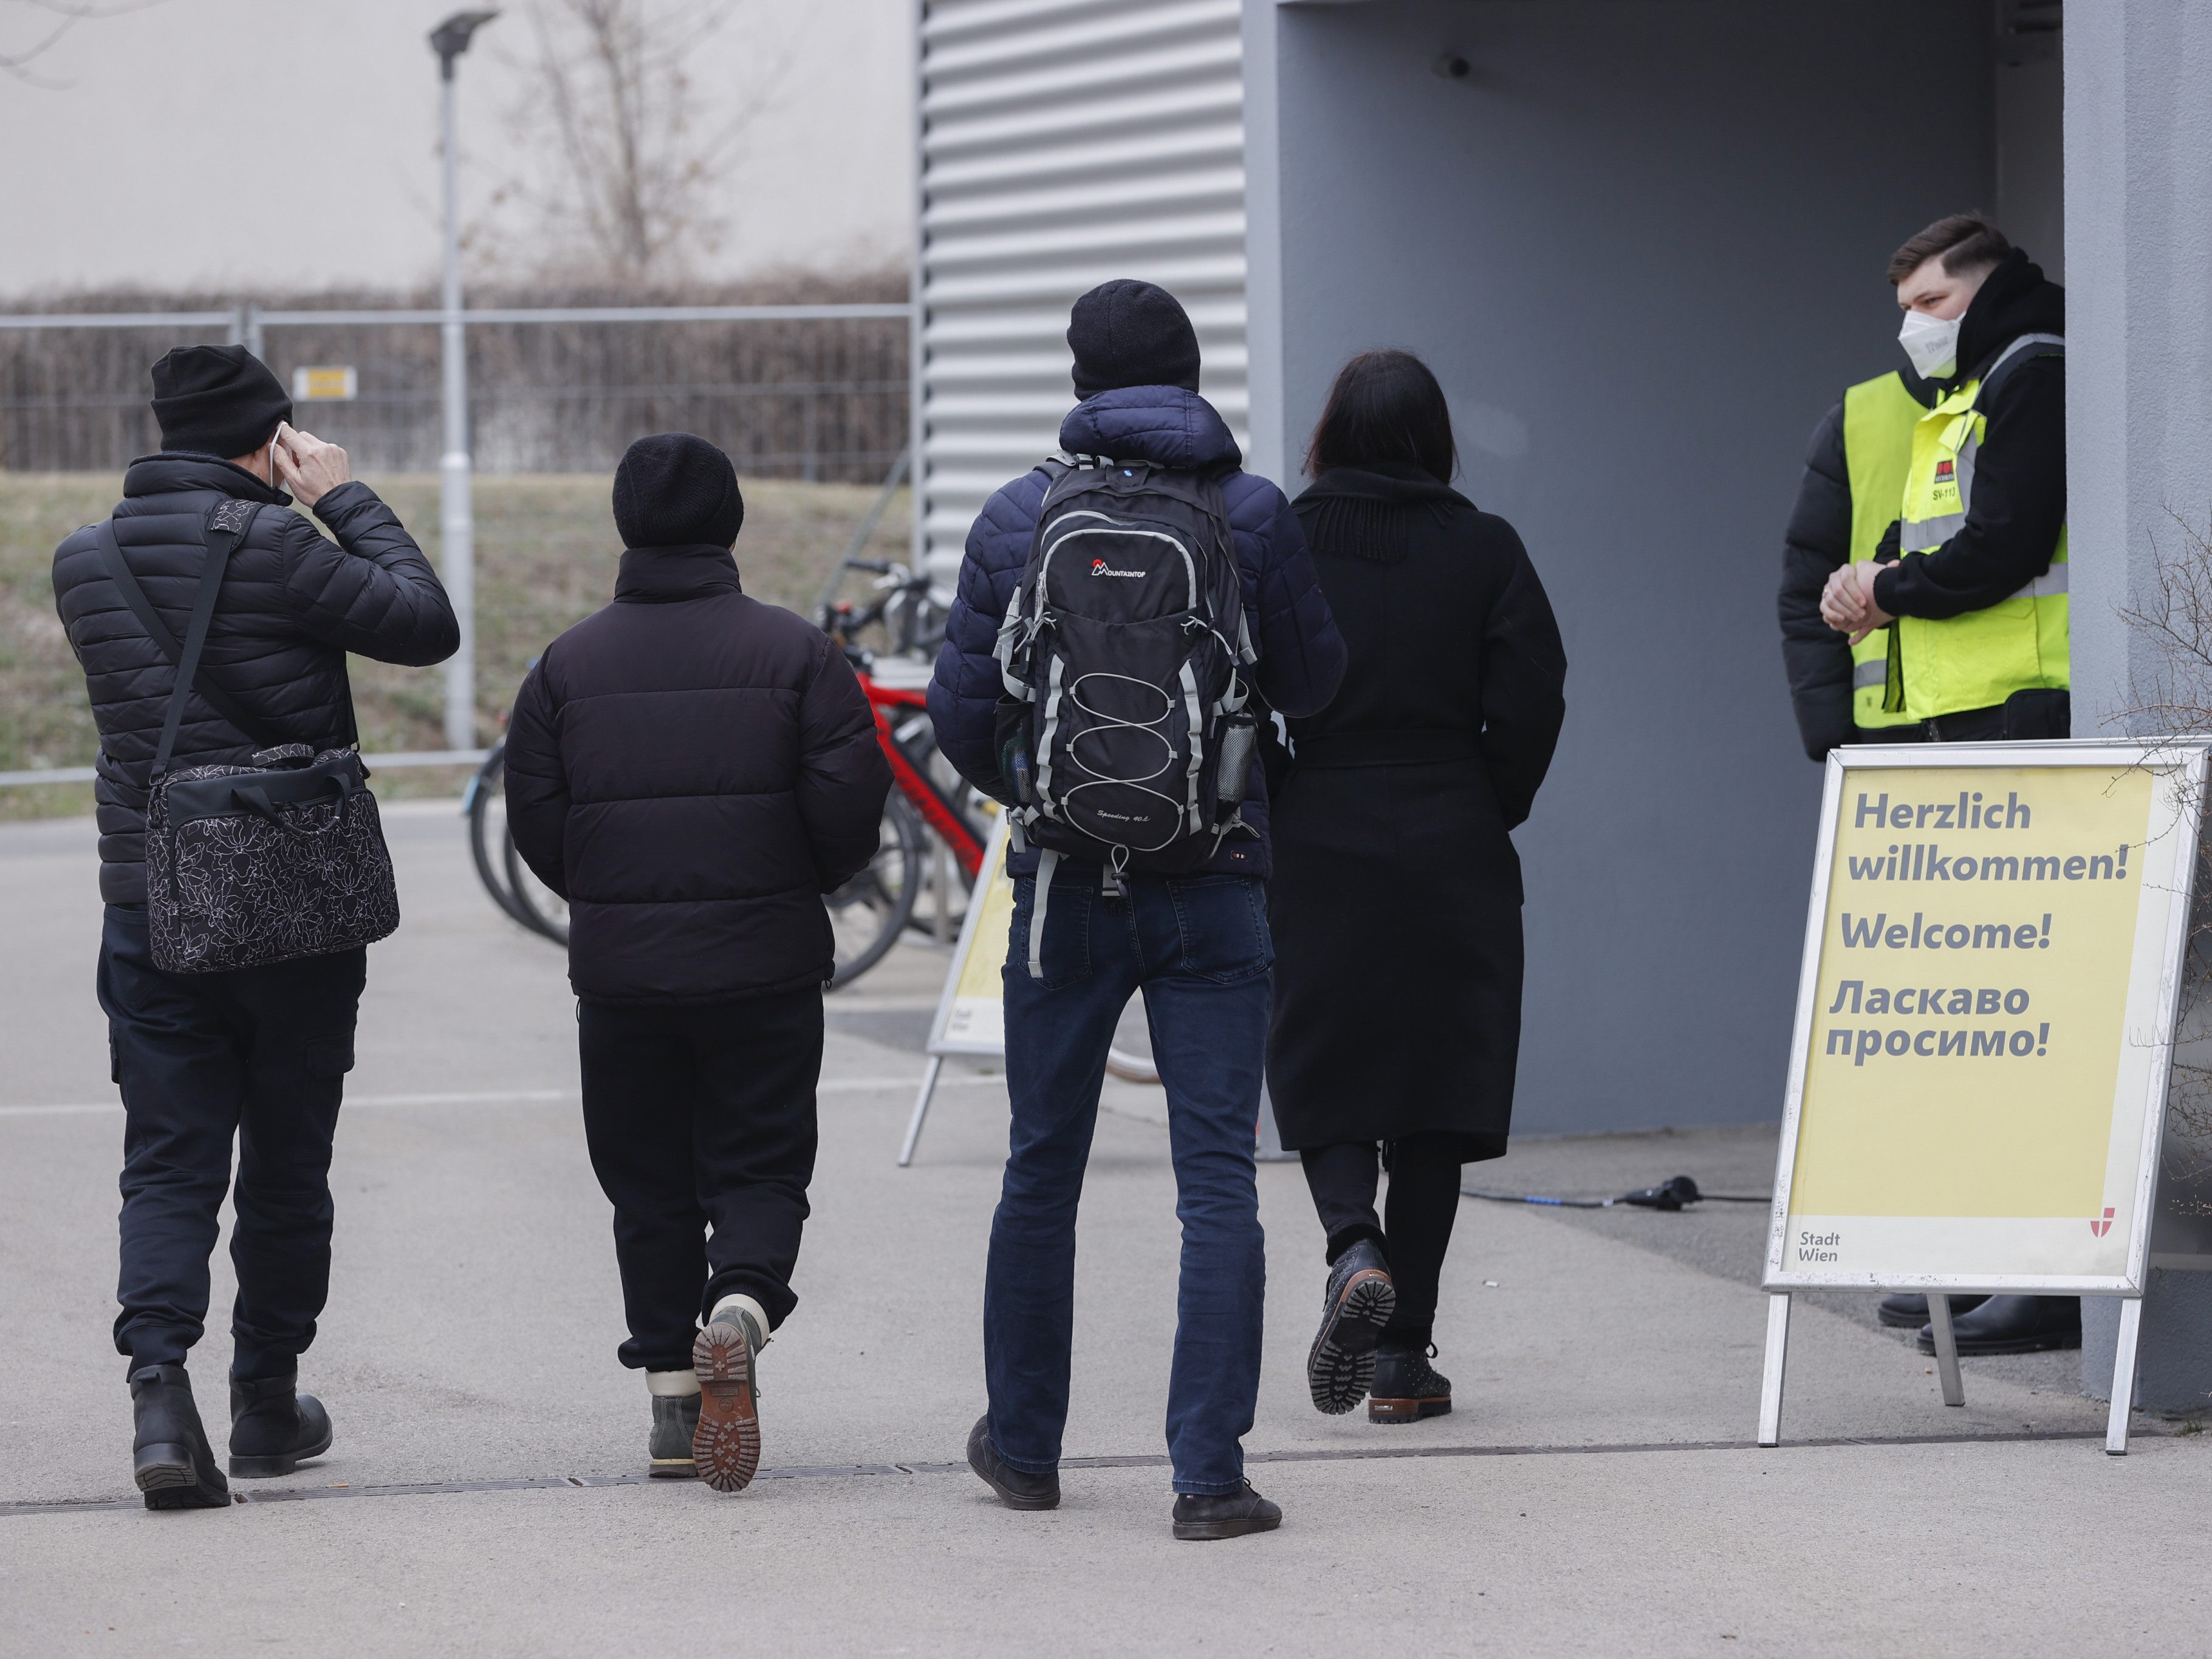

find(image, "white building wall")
[914,0,1250,584]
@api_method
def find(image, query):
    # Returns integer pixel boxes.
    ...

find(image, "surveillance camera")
[1433,53,1472,80]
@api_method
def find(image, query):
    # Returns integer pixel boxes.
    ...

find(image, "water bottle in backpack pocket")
[993,453,1259,875]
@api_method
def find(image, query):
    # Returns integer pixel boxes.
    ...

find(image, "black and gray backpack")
[992,451,1261,894]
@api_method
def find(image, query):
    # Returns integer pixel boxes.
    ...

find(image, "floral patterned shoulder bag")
[95,499,400,973]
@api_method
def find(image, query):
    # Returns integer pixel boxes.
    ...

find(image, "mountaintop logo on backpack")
[1091,558,1145,578]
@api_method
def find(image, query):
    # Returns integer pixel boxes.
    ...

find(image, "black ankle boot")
[228,1373,334,1479]
[1369,1345,1452,1423]
[130,1364,229,1510]
[1307,1239,1395,1417]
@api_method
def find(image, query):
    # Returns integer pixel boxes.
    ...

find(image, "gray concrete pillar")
[2066,1,2212,1412]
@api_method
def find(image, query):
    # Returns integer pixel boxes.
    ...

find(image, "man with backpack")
[50,344,457,1510]
[929,279,1346,1539]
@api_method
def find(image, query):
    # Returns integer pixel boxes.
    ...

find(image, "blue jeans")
[984,864,1271,1495]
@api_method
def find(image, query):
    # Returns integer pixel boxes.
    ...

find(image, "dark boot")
[1171,1481,1282,1541]
[1369,1344,1452,1423]
[692,1306,764,1494]
[966,1414,1059,1511]
[228,1373,334,1479]
[130,1364,229,1511]
[1917,1295,2081,1356]
[649,1394,702,1479]
[1306,1238,1396,1416]
[1879,1292,1987,1329]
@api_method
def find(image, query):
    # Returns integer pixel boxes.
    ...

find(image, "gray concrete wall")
[1249,0,2002,1132]
[2067,0,2212,1414]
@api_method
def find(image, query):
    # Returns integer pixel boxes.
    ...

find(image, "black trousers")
[1301,1133,1477,1350]
[98,904,365,1380]
[577,987,823,1372]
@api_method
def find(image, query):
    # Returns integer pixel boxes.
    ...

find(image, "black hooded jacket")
[51,455,459,906]
[502,546,892,1005]
[1872,250,2067,621]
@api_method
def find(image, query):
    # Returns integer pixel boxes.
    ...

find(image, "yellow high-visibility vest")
[1840,372,1926,730]
[1886,334,2068,720]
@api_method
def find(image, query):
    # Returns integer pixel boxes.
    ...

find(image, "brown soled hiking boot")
[692,1306,765,1493]
[1306,1239,1396,1415]
[1368,1345,1451,1424]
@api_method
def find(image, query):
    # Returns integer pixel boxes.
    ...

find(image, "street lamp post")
[430,10,499,753]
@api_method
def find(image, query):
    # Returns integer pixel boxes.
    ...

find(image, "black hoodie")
[1872,249,2066,622]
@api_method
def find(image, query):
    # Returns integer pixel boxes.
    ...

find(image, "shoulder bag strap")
[96,505,277,780]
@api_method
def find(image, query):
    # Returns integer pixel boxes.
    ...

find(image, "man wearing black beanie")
[50,343,457,1509]
[504,431,890,1494]
[930,280,1347,1539]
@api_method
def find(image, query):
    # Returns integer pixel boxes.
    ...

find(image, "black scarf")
[1293,463,1471,563]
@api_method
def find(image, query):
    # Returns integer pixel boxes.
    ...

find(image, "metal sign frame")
[1756,739,2212,1455]
[899,813,1016,1166]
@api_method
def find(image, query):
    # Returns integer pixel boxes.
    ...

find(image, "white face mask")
[1898,309,1962,380]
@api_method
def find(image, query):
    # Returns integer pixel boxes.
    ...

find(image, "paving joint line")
[0,1428,2117,1517]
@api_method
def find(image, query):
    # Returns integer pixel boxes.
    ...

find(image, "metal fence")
[0,303,912,481]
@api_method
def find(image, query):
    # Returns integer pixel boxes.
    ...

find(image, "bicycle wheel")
[467,741,541,934]
[502,821,571,944]
[1107,991,1159,1083]
[829,792,925,988]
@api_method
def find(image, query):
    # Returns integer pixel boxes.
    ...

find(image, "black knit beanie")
[1067,279,1201,398]
[612,432,745,549]
[149,344,292,459]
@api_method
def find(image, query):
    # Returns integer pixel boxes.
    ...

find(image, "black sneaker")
[1171,1481,1281,1541]
[1917,1294,2081,1356]
[130,1363,230,1511]
[966,1414,1059,1510]
[228,1374,334,1479]
[649,1394,702,1479]
[1369,1344,1452,1423]
[1306,1239,1395,1415]
[1879,1292,1987,1329]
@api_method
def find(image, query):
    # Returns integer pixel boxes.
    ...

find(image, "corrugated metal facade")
[914,0,1249,581]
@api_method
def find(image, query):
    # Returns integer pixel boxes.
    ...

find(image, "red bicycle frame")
[860,671,985,882]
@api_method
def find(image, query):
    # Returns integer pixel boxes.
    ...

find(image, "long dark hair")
[1303,349,1457,483]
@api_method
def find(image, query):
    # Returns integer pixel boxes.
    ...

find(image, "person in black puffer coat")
[50,343,458,1510]
[503,432,890,1492]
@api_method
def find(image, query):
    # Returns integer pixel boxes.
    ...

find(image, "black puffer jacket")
[502,545,892,1005]
[52,454,460,906]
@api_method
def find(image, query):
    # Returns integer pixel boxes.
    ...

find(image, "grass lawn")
[0,472,911,819]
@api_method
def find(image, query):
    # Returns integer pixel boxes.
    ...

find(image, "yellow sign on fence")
[289,365,357,402]
[1768,744,2207,1293]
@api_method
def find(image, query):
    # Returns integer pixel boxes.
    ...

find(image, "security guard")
[1821,214,2078,1358]
[1822,215,2069,744]
[1777,364,1935,758]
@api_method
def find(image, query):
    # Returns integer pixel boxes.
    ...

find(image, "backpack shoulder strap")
[95,504,283,772]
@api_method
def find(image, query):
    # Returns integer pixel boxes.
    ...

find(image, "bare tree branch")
[0,0,167,87]
[493,0,793,284]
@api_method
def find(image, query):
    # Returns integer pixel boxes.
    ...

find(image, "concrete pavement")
[1,804,2203,1656]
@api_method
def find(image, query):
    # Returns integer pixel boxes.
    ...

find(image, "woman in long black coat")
[1269,350,1566,1425]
